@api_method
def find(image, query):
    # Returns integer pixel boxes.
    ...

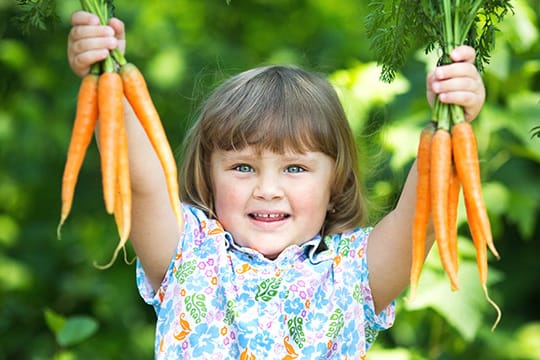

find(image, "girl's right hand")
[67,11,126,78]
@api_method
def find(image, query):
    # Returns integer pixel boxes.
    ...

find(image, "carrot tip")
[93,245,122,270]
[407,283,418,303]
[489,245,501,260]
[483,284,502,332]
[56,217,67,240]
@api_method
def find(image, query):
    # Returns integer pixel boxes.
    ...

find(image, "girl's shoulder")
[182,203,227,237]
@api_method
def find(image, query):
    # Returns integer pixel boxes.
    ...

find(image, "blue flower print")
[236,292,255,311]
[312,287,330,308]
[334,287,352,309]
[188,323,220,357]
[304,312,328,335]
[254,331,273,351]
[341,320,361,357]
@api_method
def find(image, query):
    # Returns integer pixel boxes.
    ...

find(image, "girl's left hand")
[426,45,486,122]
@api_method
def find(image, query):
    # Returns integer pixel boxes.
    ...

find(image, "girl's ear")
[327,203,336,214]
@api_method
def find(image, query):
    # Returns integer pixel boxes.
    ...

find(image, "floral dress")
[137,204,395,359]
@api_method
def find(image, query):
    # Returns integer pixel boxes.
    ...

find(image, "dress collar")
[224,233,335,267]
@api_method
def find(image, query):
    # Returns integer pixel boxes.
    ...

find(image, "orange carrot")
[115,120,131,245]
[409,122,435,301]
[452,120,501,330]
[95,120,132,269]
[97,70,124,214]
[464,196,502,330]
[119,62,182,228]
[58,73,99,238]
[447,164,461,272]
[431,128,459,291]
[451,121,499,259]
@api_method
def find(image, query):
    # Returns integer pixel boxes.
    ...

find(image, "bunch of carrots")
[409,102,502,330]
[58,0,182,267]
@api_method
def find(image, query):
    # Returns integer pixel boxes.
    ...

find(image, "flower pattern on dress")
[137,204,395,359]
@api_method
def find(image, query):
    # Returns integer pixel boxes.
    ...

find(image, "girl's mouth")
[249,213,290,222]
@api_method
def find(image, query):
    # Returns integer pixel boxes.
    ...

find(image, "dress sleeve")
[135,204,198,308]
[344,228,396,332]
[359,228,396,332]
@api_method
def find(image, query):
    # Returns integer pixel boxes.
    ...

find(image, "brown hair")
[180,65,367,235]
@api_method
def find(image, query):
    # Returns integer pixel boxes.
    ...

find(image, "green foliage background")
[1,0,539,359]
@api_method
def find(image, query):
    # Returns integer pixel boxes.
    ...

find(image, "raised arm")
[366,46,485,313]
[67,11,182,290]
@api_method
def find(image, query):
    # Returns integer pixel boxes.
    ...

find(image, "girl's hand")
[67,11,126,78]
[426,45,486,122]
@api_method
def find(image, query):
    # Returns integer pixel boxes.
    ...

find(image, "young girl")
[67,11,486,359]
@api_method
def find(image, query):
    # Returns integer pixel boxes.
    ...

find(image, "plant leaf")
[56,316,99,347]
[44,308,66,335]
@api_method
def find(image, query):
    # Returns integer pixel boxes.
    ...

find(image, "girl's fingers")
[69,24,116,44]
[450,45,476,64]
[437,88,484,122]
[71,10,100,26]
[108,18,125,40]
[108,18,126,54]
[70,48,108,74]
[432,76,480,96]
[434,61,479,82]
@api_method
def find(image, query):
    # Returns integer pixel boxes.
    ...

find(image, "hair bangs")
[202,66,338,157]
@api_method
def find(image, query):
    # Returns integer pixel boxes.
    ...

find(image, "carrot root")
[98,71,124,214]
[409,123,435,301]
[483,284,502,332]
[447,165,461,272]
[119,62,182,229]
[58,73,99,239]
[431,128,459,291]
[452,121,499,260]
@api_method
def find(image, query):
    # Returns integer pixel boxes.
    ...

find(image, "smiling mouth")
[249,213,290,222]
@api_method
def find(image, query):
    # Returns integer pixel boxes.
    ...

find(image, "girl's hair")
[180,65,367,235]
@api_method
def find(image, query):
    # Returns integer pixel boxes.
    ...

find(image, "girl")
[67,10,486,359]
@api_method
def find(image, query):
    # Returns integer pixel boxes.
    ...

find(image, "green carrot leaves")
[365,0,514,83]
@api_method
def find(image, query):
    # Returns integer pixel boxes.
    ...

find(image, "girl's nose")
[252,172,284,200]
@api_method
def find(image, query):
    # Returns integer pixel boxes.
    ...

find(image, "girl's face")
[210,146,335,258]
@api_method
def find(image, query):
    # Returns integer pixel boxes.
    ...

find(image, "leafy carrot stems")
[58,0,182,268]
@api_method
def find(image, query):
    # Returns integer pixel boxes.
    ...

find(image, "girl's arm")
[366,46,486,313]
[68,11,182,290]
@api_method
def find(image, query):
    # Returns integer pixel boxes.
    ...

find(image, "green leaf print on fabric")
[255,277,282,302]
[287,316,306,349]
[325,308,344,338]
[185,293,207,324]
[353,283,363,304]
[224,300,236,326]
[365,326,379,345]
[338,237,351,256]
[175,259,197,284]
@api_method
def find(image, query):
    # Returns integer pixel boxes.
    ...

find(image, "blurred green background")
[1,0,539,359]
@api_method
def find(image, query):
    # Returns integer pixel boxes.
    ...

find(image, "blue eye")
[285,165,305,173]
[234,164,254,173]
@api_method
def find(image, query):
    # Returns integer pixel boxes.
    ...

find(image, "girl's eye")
[285,165,305,173]
[234,164,254,173]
